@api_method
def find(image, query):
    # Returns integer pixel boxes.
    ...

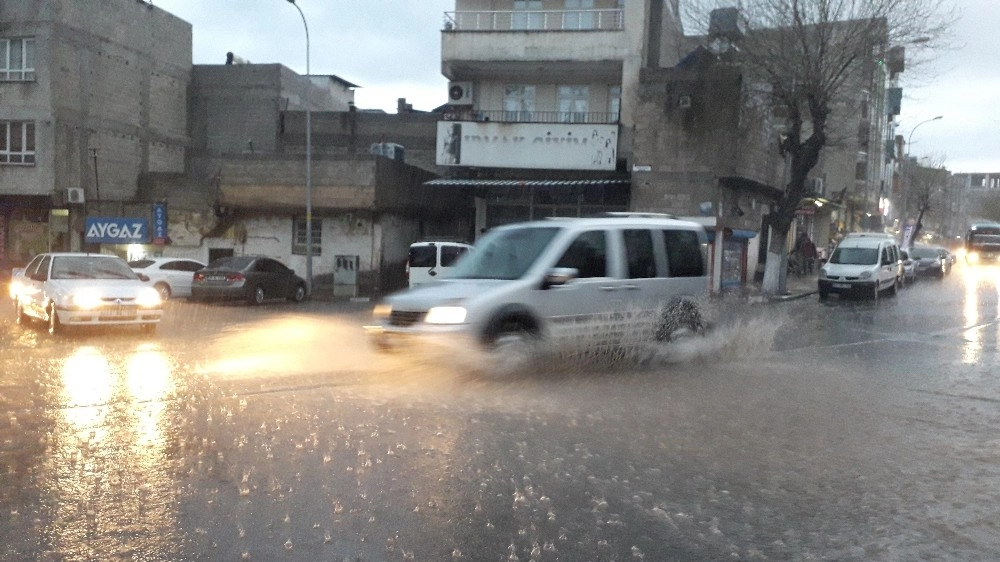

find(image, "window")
[503,85,536,122]
[564,0,595,29]
[557,86,589,123]
[1,38,35,81]
[662,230,705,277]
[292,218,322,256]
[512,1,543,30]
[555,230,607,278]
[0,121,36,165]
[440,245,469,267]
[608,85,621,121]
[623,229,657,278]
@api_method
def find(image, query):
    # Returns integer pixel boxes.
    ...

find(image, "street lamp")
[902,115,943,245]
[906,115,943,156]
[287,0,312,295]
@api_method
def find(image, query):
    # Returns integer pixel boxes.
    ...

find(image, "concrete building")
[433,1,896,291]
[136,61,472,297]
[0,0,191,267]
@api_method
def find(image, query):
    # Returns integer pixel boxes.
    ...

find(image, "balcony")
[443,9,623,32]
[442,8,626,81]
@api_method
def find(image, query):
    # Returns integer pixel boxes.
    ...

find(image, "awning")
[423,178,630,187]
[705,227,758,242]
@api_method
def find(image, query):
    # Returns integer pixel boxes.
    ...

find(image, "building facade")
[0,0,190,267]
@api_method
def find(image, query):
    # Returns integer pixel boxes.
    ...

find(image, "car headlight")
[858,271,872,280]
[136,287,163,308]
[372,303,392,319]
[967,252,979,264]
[72,289,104,309]
[424,305,467,325]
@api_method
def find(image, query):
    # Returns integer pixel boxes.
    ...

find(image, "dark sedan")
[191,256,306,305]
[908,246,949,278]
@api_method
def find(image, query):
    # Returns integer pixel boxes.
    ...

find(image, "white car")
[11,253,164,335]
[129,257,206,299]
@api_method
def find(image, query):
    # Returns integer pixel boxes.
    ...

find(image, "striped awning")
[423,178,630,187]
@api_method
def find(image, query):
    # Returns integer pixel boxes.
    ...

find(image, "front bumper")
[818,278,877,296]
[56,305,163,326]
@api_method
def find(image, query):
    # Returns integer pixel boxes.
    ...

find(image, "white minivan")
[368,214,711,366]
[406,240,473,288]
[818,233,902,300]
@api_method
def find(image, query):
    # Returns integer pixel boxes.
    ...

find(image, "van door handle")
[619,284,640,290]
[599,285,619,291]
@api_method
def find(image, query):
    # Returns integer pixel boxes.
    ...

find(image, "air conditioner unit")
[447,81,473,105]
[678,95,692,109]
[810,177,825,197]
[381,143,405,162]
[66,187,85,204]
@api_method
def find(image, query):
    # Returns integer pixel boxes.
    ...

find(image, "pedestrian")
[801,236,818,273]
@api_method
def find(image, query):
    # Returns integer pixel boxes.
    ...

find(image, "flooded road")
[1,267,999,560]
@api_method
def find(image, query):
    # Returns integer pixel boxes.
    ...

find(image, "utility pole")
[90,147,101,203]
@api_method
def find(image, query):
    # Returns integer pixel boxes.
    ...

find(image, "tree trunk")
[761,220,792,294]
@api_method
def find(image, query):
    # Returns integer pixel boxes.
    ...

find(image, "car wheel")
[487,323,537,377]
[154,282,172,300]
[655,300,706,342]
[47,303,62,336]
[289,284,306,303]
[818,290,829,301]
[249,286,265,305]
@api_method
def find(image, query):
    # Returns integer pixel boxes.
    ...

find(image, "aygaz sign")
[85,217,149,244]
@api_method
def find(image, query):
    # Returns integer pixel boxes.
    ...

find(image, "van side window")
[408,246,437,268]
[440,245,468,267]
[662,229,705,277]
[623,229,657,278]
[555,230,608,278]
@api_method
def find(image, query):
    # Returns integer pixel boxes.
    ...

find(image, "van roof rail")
[591,212,679,219]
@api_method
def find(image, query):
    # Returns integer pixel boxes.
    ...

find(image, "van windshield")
[450,226,560,280]
[829,247,879,265]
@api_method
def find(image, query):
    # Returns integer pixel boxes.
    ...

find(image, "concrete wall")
[0,0,190,200]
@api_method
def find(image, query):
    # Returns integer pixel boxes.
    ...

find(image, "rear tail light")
[193,272,205,281]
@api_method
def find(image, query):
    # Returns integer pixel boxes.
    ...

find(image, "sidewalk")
[736,271,820,303]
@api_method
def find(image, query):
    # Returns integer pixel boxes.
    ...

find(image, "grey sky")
[155,0,996,173]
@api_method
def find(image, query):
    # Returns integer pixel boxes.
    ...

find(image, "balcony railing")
[443,9,624,32]
[443,109,620,125]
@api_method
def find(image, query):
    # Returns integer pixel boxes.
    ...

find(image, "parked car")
[818,233,902,300]
[366,214,711,371]
[909,246,948,278]
[129,257,206,300]
[191,255,306,305]
[899,248,917,285]
[10,252,163,335]
[406,240,473,288]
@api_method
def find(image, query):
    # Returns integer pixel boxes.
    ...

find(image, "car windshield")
[450,226,560,280]
[970,234,1000,246]
[828,247,879,265]
[50,256,138,280]
[909,247,939,259]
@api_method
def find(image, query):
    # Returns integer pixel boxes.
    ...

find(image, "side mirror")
[542,267,578,289]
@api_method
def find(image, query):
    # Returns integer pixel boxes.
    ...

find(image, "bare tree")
[901,155,948,245]
[684,0,957,294]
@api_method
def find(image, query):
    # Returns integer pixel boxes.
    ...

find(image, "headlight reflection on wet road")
[960,266,1000,365]
[44,343,181,559]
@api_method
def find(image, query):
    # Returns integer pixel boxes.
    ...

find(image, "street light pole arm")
[906,115,943,157]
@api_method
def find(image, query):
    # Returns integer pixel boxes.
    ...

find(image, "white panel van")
[818,233,902,300]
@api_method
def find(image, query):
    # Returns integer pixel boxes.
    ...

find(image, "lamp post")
[903,115,942,245]
[287,0,312,295]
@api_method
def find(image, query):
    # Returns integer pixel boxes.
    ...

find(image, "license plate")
[832,283,851,289]
[101,306,135,318]
[207,275,226,282]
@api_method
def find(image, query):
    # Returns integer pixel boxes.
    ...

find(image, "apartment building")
[0,0,191,266]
